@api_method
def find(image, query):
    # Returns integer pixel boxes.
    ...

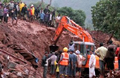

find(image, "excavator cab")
[74,41,95,66]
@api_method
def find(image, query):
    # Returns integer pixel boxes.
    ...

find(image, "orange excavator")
[50,16,118,76]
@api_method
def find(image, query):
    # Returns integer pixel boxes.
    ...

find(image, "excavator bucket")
[49,45,59,52]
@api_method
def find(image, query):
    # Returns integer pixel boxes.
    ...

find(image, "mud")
[0,19,120,78]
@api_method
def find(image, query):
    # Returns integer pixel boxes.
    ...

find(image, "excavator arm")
[53,16,93,45]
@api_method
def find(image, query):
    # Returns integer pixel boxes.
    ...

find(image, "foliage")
[91,0,120,39]
[57,7,86,26]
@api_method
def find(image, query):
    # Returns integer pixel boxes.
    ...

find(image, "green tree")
[57,7,86,26]
[91,0,120,39]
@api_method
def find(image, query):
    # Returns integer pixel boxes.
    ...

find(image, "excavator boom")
[54,16,93,45]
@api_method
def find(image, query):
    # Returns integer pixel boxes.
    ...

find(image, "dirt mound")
[0,19,76,77]
[90,30,120,47]
[0,19,120,77]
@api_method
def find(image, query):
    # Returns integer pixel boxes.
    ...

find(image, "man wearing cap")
[29,4,35,22]
[59,47,69,78]
[89,50,96,78]
[31,4,35,16]
[68,49,77,78]
[76,50,85,78]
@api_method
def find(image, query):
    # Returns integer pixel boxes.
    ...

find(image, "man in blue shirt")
[40,8,45,23]
[68,49,77,78]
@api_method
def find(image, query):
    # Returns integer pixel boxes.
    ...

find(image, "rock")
[8,62,16,69]
[17,72,22,77]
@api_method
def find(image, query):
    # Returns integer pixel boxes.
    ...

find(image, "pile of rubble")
[0,19,120,78]
[0,19,77,78]
[90,30,120,47]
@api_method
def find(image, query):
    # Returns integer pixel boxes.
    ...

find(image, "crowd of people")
[1,1,120,78]
[0,0,61,27]
[42,40,120,78]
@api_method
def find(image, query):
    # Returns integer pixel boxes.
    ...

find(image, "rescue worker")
[116,45,120,70]
[30,4,35,22]
[59,47,69,78]
[89,50,96,78]
[31,4,35,16]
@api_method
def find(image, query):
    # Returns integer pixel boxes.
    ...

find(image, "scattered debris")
[0,19,120,77]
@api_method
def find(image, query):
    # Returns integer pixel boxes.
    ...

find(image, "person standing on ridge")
[0,4,4,24]
[21,4,27,20]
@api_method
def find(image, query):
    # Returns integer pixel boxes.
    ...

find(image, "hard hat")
[63,47,68,52]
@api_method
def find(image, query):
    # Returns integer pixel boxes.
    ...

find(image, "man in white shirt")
[89,51,96,78]
[55,14,61,27]
[68,40,75,51]
[49,12,53,26]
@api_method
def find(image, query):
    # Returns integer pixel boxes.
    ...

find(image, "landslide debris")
[0,19,120,78]
[0,19,77,78]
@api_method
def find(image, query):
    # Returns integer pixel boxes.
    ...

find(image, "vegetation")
[57,7,86,26]
[91,0,120,39]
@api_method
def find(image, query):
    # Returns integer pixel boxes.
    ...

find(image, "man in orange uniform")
[59,47,69,78]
